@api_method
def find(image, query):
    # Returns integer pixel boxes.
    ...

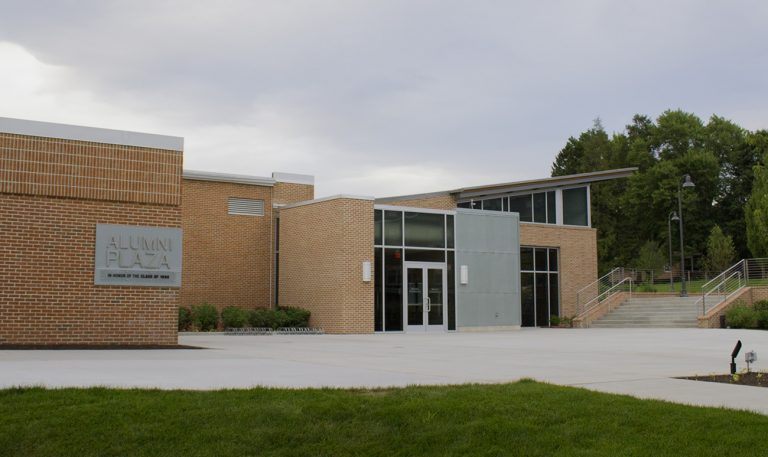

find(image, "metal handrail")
[576,277,633,320]
[576,267,624,315]
[699,259,745,292]
[697,271,744,315]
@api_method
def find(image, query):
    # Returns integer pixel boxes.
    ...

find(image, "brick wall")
[181,179,273,311]
[278,197,374,333]
[0,194,180,345]
[378,194,457,210]
[0,133,182,205]
[520,224,598,317]
[273,182,314,205]
[0,132,181,346]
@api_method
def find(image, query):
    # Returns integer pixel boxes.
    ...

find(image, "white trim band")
[0,117,184,151]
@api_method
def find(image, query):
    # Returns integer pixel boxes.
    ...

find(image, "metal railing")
[576,277,633,320]
[695,258,768,314]
[576,267,625,316]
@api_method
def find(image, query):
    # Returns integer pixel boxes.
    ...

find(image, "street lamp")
[677,174,695,297]
[668,211,679,292]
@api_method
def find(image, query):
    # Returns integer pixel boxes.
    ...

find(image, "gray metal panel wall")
[455,209,521,328]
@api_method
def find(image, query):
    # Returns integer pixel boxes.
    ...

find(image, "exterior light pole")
[677,174,695,297]
[668,211,679,292]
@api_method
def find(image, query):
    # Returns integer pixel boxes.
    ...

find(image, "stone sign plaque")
[94,224,182,287]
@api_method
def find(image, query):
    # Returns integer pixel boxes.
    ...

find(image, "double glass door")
[404,262,446,332]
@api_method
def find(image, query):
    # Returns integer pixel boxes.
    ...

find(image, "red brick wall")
[0,194,180,345]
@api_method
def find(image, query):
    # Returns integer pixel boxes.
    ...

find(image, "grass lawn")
[1,380,767,457]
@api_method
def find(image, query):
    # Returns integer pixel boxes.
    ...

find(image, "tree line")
[551,110,768,274]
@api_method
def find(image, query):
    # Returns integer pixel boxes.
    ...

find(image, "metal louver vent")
[228,197,264,216]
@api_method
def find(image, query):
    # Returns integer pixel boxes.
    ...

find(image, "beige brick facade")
[273,182,314,205]
[0,132,181,346]
[278,197,374,333]
[181,179,274,312]
[520,224,598,317]
[379,193,457,210]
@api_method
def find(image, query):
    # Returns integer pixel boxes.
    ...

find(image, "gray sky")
[1,1,767,197]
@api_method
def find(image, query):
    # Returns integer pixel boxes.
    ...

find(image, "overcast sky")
[1,1,766,197]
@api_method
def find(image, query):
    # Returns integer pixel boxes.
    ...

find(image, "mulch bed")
[680,372,768,388]
[0,344,204,350]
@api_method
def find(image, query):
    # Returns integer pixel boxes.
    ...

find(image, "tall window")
[520,247,559,327]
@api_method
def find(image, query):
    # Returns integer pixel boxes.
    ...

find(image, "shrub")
[549,315,561,326]
[753,300,768,312]
[726,306,758,329]
[280,306,311,327]
[248,308,277,328]
[178,307,192,331]
[757,310,768,330]
[637,284,658,293]
[221,306,249,328]
[560,316,574,328]
[191,303,219,331]
[247,307,312,329]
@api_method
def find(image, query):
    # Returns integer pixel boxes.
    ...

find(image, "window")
[563,187,588,226]
[482,198,502,211]
[384,211,403,245]
[509,195,533,222]
[228,197,264,216]
[520,247,559,327]
[404,212,445,248]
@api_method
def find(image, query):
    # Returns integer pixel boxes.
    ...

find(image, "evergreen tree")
[745,162,768,257]
[704,225,736,273]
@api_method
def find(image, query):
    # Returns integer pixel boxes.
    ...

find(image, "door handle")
[426,296,431,312]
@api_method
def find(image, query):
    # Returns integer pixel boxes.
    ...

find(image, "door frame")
[403,261,447,332]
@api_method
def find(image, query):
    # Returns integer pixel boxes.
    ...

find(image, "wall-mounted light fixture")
[460,265,468,284]
[362,261,371,282]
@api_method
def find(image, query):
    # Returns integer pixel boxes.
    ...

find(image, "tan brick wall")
[181,179,273,312]
[379,194,457,210]
[273,182,314,205]
[279,198,374,333]
[0,194,179,345]
[520,223,598,317]
[0,133,182,205]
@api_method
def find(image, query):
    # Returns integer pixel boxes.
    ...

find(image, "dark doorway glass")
[407,268,424,326]
[374,248,383,331]
[536,273,549,326]
[404,249,445,262]
[384,248,403,331]
[521,272,535,327]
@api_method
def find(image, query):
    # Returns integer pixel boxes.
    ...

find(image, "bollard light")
[746,351,757,373]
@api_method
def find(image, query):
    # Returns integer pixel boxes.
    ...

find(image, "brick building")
[0,117,634,344]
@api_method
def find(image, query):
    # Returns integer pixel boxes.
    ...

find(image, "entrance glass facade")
[374,208,456,332]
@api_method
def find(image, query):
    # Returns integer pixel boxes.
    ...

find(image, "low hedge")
[221,306,249,328]
[247,307,311,329]
[191,303,219,331]
[725,300,768,330]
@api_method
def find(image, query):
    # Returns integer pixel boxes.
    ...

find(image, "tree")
[704,225,736,273]
[635,240,666,272]
[745,163,768,257]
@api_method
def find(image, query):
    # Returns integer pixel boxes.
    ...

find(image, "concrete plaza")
[2,328,768,414]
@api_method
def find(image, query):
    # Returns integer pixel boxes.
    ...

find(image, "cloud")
[0,1,767,196]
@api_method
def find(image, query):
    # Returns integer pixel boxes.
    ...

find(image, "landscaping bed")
[2,381,768,456]
[681,372,768,388]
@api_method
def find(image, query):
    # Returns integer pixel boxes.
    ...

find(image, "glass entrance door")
[404,262,446,332]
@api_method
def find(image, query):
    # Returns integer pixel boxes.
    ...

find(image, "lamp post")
[677,174,695,297]
[668,211,678,292]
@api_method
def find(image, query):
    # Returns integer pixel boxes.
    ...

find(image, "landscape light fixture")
[731,340,742,375]
[676,174,695,297]
[746,350,757,373]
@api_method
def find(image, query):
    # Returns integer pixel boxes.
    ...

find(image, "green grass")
[1,381,767,456]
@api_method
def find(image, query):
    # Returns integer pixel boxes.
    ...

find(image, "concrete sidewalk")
[2,328,768,414]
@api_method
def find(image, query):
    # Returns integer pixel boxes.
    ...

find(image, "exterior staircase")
[590,295,702,328]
